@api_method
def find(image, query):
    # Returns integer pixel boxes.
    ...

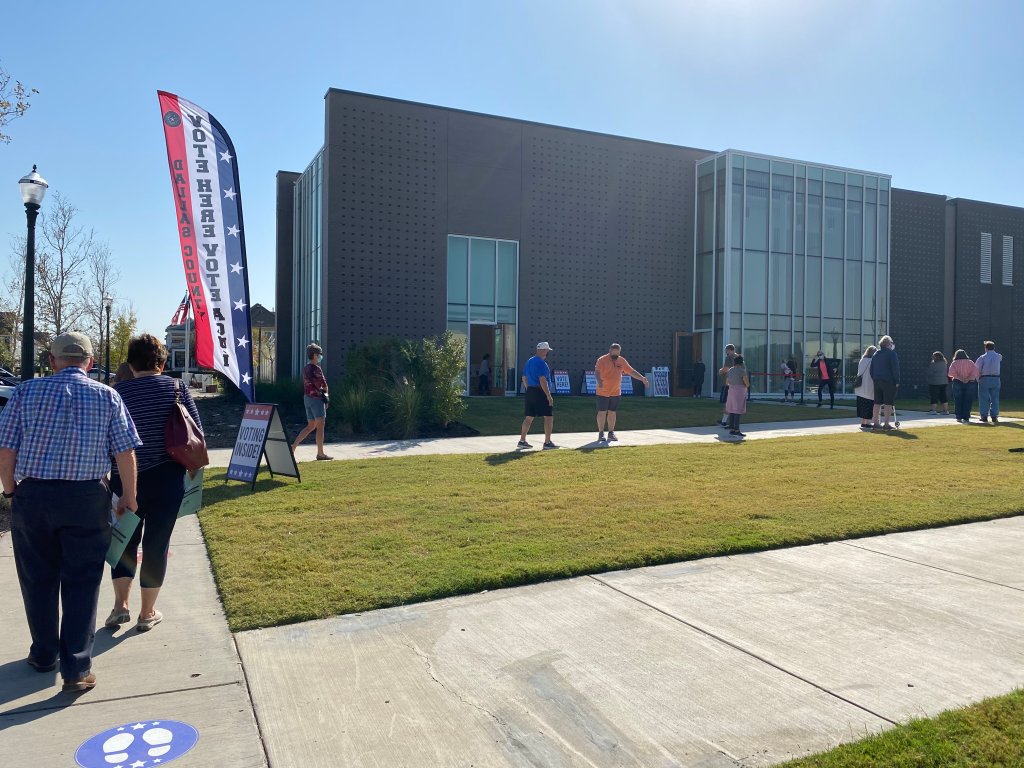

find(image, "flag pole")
[184,296,191,379]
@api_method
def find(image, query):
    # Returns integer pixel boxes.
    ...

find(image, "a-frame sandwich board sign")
[226,403,301,490]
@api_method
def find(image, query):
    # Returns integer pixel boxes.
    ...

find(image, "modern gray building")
[277,89,1022,398]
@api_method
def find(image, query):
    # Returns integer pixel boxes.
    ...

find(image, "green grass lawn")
[460,395,851,435]
[199,425,1024,631]
[779,689,1024,767]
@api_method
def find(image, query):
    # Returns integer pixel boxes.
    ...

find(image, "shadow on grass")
[881,430,919,440]
[484,451,536,466]
[202,475,295,505]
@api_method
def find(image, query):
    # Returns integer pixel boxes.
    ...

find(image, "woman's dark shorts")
[929,384,948,404]
[525,386,553,417]
[874,380,898,406]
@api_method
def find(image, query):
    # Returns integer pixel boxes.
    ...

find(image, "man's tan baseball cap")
[49,331,94,359]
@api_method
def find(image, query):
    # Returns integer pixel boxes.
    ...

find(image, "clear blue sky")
[2,0,1022,338]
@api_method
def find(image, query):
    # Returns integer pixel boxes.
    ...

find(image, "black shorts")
[874,380,897,406]
[928,384,948,404]
[525,387,552,417]
[596,395,620,412]
[856,396,875,420]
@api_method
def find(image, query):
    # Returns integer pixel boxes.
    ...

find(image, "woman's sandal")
[104,609,130,628]
[316,454,334,461]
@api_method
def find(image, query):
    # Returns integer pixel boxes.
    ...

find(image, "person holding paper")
[0,332,141,694]
[106,334,202,633]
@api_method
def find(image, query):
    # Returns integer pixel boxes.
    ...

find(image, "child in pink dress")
[725,354,750,438]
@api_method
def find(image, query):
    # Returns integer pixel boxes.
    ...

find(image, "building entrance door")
[469,323,517,396]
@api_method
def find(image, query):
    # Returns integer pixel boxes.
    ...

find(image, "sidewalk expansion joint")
[587,575,898,727]
[0,680,241,719]
[838,542,1024,593]
[231,635,273,768]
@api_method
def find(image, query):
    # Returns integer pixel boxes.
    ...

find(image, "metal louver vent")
[1003,235,1013,286]
[981,232,992,284]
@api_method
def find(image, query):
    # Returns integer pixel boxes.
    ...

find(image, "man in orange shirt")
[594,343,648,443]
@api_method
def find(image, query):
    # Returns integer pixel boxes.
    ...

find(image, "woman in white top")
[854,345,877,429]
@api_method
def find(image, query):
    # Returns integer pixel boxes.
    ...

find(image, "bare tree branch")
[35,192,93,337]
[0,62,38,144]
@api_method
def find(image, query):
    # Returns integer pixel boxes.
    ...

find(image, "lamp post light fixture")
[18,165,47,380]
[104,295,113,385]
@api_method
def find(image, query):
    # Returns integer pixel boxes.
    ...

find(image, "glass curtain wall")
[693,151,890,396]
[292,150,324,375]
[447,235,519,393]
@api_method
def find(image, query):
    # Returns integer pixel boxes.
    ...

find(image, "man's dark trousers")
[11,479,110,680]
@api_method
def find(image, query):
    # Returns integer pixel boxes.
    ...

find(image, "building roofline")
[705,148,892,180]
[323,87,717,155]
[947,195,1024,213]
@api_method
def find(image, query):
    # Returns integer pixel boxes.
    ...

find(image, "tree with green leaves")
[109,307,137,369]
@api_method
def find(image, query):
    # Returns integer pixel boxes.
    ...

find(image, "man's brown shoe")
[61,672,96,693]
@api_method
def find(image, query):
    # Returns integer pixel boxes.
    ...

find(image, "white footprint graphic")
[103,732,134,763]
[143,726,173,757]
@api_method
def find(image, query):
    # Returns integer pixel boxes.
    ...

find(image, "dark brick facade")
[283,89,712,386]
[890,189,948,396]
[277,90,1023,398]
[949,199,1023,396]
[274,171,300,383]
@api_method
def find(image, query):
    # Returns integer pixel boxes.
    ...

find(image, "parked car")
[0,367,20,386]
[87,367,113,382]
[0,384,15,406]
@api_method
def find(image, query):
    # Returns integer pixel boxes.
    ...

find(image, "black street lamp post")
[104,296,113,385]
[18,166,47,380]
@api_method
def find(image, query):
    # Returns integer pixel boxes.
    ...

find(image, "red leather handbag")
[165,380,209,471]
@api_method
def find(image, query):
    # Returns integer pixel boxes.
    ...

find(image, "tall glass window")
[292,149,324,375]
[693,151,890,397]
[448,235,519,393]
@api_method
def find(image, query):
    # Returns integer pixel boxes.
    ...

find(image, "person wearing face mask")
[594,343,648,444]
[292,343,333,460]
[812,350,835,409]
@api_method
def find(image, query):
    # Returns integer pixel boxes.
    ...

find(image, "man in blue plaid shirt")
[0,332,141,693]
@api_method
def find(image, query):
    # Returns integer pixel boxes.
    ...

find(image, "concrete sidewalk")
[235,516,1024,767]
[0,517,266,768]
[209,409,968,467]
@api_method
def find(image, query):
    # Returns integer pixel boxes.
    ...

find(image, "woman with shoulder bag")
[104,334,203,633]
[292,343,333,460]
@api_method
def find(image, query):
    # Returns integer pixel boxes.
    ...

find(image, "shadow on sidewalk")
[0,658,57,710]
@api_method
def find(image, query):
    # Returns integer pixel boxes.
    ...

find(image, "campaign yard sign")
[553,370,571,395]
[651,366,671,397]
[621,374,634,395]
[226,403,300,490]
[580,371,597,395]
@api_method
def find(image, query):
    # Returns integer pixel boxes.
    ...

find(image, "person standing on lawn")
[926,352,951,415]
[518,342,557,450]
[855,346,877,429]
[975,340,1002,424]
[948,349,980,423]
[870,335,901,430]
[781,358,796,403]
[292,343,333,460]
[594,343,649,443]
[812,351,835,409]
[718,344,737,427]
[0,332,141,693]
[724,354,750,438]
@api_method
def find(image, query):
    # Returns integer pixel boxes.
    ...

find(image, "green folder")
[106,509,141,569]
[178,468,204,517]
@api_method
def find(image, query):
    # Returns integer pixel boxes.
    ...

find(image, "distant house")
[165,304,276,381]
